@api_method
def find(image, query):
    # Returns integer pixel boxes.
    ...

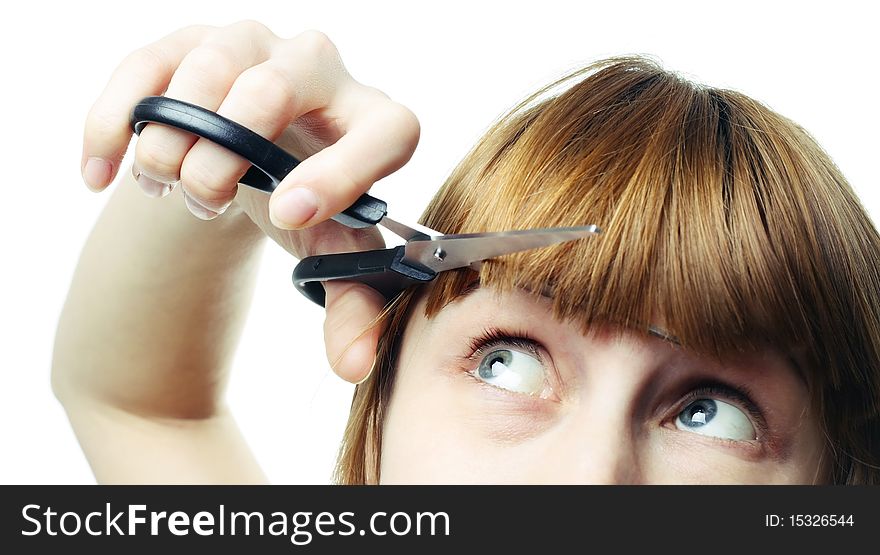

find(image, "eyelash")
[466,326,544,361]
[465,327,770,442]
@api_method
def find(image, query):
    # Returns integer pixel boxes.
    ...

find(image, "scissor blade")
[402,225,601,272]
[378,215,441,242]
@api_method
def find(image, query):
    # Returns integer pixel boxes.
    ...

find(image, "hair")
[333,56,880,484]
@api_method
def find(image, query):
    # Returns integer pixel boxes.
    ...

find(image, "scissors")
[130,96,601,306]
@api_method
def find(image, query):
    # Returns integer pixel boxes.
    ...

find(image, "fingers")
[269,94,421,229]
[177,33,339,214]
[322,281,387,383]
[135,21,277,215]
[136,23,273,179]
[317,212,387,384]
[82,25,211,191]
[89,21,421,259]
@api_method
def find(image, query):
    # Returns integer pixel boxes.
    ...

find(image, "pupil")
[683,399,717,427]
[478,349,512,379]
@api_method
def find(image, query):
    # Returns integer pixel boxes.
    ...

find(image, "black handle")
[292,246,436,306]
[130,96,387,228]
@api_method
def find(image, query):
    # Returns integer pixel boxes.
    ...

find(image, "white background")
[1,0,876,484]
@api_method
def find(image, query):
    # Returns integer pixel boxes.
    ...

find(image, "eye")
[675,398,756,441]
[470,348,550,397]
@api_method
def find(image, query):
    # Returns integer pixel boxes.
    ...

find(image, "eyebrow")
[453,279,682,346]
[646,325,682,346]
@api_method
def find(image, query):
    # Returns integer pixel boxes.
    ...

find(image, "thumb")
[322,281,387,383]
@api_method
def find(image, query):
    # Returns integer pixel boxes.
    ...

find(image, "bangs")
[341,57,880,485]
[416,57,861,362]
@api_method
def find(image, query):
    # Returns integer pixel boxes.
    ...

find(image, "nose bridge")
[526,391,643,484]
[548,337,648,484]
[563,406,643,484]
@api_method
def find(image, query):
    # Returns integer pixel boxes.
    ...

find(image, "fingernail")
[183,190,220,220]
[190,195,231,214]
[136,172,176,198]
[271,187,319,228]
[82,157,113,192]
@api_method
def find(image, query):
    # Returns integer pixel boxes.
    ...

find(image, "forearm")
[52,170,266,419]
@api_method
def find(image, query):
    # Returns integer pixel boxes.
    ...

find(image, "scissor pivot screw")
[433,248,446,262]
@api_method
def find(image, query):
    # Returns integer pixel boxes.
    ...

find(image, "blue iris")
[679,399,717,427]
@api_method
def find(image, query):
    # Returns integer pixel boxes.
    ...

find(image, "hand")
[81,21,420,382]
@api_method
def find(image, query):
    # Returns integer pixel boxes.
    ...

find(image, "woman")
[54,21,880,484]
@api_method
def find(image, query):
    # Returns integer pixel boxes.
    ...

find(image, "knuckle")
[136,136,181,179]
[234,65,295,122]
[182,23,214,35]
[178,44,240,91]
[227,19,272,37]
[179,156,233,200]
[386,102,421,153]
[361,85,391,101]
[291,29,338,60]
[388,102,421,137]
[240,63,292,97]
[169,24,215,41]
[121,45,169,77]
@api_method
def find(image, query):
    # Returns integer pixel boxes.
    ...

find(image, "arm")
[55,22,419,484]
[52,173,268,483]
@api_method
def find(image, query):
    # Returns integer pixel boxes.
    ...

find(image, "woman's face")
[379,287,826,484]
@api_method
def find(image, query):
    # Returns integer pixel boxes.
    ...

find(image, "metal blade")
[402,225,601,272]
[377,215,440,242]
